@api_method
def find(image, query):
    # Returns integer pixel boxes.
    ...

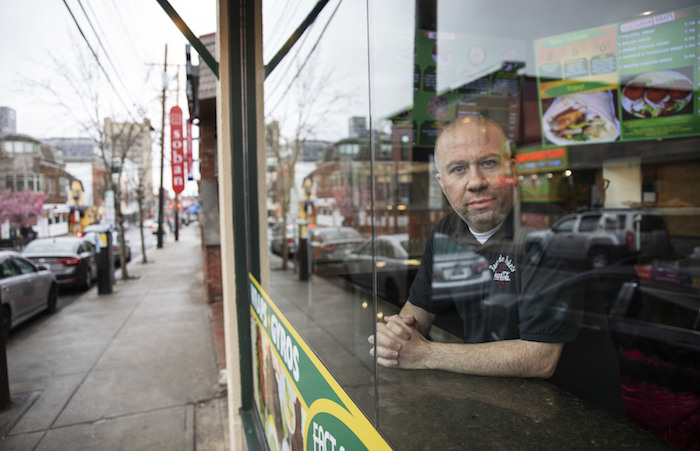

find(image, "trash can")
[96,230,114,294]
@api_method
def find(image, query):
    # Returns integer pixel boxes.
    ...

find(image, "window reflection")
[263,1,700,449]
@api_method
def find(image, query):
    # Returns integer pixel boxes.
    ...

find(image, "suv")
[526,210,673,269]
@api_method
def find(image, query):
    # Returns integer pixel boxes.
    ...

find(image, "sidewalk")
[0,224,229,450]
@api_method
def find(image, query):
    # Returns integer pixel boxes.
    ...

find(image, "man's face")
[435,120,514,233]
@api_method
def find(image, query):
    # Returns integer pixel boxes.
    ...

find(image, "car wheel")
[83,268,92,291]
[589,248,609,269]
[2,305,11,342]
[46,284,58,313]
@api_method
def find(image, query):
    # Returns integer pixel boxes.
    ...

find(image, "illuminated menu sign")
[535,5,700,145]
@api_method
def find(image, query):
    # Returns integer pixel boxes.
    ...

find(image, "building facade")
[0,107,16,135]
[103,118,154,217]
[0,133,75,239]
[46,137,106,228]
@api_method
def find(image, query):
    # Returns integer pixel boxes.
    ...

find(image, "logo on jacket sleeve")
[489,254,516,288]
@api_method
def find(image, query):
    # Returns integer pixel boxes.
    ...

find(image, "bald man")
[369,116,578,378]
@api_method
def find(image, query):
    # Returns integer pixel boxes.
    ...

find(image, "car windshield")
[24,240,77,253]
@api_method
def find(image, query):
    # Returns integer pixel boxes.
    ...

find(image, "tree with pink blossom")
[0,189,47,228]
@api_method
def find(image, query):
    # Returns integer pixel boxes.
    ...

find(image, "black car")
[22,237,98,290]
[1,251,58,339]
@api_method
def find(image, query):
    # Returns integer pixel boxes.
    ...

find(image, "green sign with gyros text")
[249,275,391,451]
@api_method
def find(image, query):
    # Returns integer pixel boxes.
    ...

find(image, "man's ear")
[435,172,443,187]
[505,158,515,177]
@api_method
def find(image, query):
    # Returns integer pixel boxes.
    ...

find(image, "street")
[5,224,164,344]
[0,223,227,450]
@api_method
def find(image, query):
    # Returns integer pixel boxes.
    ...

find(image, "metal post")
[0,305,11,410]
[174,193,179,241]
[157,45,168,248]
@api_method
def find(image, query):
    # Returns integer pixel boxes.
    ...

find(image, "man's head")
[434,116,514,233]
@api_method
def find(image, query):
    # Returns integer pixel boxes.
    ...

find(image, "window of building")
[259,2,700,449]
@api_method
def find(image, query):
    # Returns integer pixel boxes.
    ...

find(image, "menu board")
[396,29,526,147]
[535,5,700,145]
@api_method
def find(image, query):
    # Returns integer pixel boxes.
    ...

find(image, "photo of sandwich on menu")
[542,90,620,145]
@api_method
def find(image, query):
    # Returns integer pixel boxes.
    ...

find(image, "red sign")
[186,119,193,180]
[170,106,185,194]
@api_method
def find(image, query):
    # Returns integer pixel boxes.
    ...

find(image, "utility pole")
[157,44,168,248]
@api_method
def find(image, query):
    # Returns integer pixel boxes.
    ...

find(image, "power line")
[61,0,139,122]
[266,0,344,116]
[265,0,299,58]
[76,0,139,111]
[107,0,149,65]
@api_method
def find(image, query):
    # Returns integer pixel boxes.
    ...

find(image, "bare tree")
[266,62,352,270]
[103,119,150,278]
[24,42,154,280]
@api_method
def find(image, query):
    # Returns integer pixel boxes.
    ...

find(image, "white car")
[1,251,58,339]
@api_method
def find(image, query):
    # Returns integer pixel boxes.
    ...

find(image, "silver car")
[1,251,58,340]
[342,234,421,304]
[526,210,673,269]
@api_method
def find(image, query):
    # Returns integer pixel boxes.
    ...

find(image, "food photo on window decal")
[620,69,694,119]
[542,90,621,145]
[253,321,306,451]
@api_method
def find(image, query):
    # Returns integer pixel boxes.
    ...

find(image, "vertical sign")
[186,119,194,180]
[170,106,185,193]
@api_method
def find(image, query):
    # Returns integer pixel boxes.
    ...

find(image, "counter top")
[268,269,667,450]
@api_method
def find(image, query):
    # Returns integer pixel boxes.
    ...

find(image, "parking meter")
[96,229,114,294]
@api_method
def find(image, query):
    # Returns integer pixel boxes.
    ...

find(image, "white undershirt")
[469,223,503,244]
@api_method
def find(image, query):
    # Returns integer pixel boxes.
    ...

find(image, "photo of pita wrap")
[621,70,693,119]
[543,90,620,144]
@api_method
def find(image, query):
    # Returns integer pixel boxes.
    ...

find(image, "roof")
[198,33,217,101]
[45,137,98,161]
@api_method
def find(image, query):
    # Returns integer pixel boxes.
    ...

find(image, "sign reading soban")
[249,275,391,451]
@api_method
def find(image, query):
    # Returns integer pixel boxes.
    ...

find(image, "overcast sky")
[0,0,217,196]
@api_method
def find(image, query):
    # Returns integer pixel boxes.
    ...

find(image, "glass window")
[260,1,700,450]
[13,257,37,275]
[579,214,600,231]
[0,259,17,279]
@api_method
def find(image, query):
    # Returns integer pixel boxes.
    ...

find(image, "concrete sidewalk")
[0,224,229,450]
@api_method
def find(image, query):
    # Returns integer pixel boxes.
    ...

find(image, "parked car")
[525,210,673,269]
[80,224,132,266]
[143,217,160,235]
[342,234,420,303]
[22,237,98,290]
[310,226,364,273]
[270,223,299,257]
[341,233,491,305]
[1,251,58,339]
[429,233,492,301]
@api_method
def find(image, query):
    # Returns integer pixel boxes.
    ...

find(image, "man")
[369,117,621,410]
